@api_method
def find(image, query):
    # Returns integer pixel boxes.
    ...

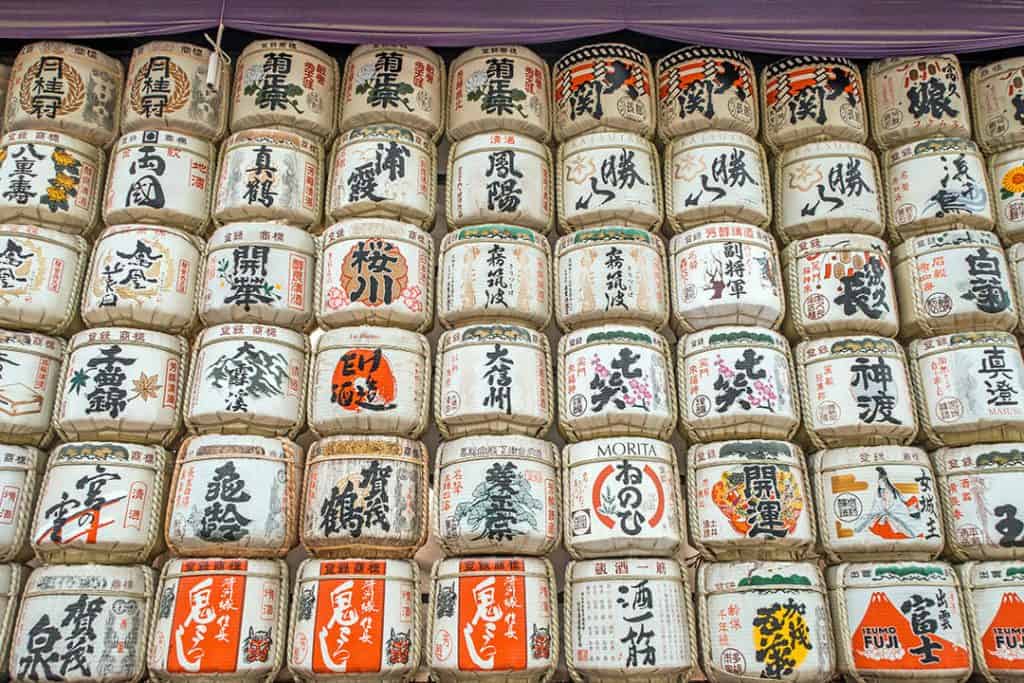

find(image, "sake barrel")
[679,326,800,443]
[200,222,316,330]
[185,324,308,438]
[894,229,1017,339]
[0,330,63,447]
[30,441,169,564]
[774,141,884,243]
[0,130,103,235]
[826,561,972,682]
[761,56,867,152]
[435,435,559,556]
[288,558,421,682]
[664,130,770,232]
[301,435,428,558]
[698,561,835,682]
[437,225,551,330]
[308,326,430,438]
[326,126,434,228]
[448,45,551,142]
[990,147,1024,244]
[566,558,696,682]
[428,557,557,682]
[0,563,23,681]
[0,223,87,335]
[957,561,1024,681]
[558,325,676,442]
[5,41,124,147]
[447,131,554,234]
[123,41,230,140]
[688,439,816,562]
[214,128,324,229]
[0,444,43,562]
[885,138,995,242]
[669,223,784,335]
[553,43,655,141]
[0,64,10,131]
[1011,243,1024,329]
[54,327,187,447]
[935,443,1024,561]
[435,324,553,439]
[810,445,943,563]
[81,224,203,334]
[167,434,303,558]
[869,54,971,149]
[555,226,669,332]
[558,131,661,232]
[782,233,899,340]
[104,129,215,231]
[909,332,1024,448]
[971,56,1024,154]
[656,46,758,142]
[340,44,444,141]
[12,564,152,683]
[795,336,918,449]
[148,558,288,682]
[232,38,338,140]
[316,218,434,332]
[562,436,683,559]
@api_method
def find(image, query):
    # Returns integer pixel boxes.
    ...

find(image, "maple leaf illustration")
[131,372,162,402]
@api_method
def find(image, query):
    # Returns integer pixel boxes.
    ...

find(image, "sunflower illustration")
[45,186,68,204]
[53,172,77,190]
[51,149,76,169]
[1002,164,1024,199]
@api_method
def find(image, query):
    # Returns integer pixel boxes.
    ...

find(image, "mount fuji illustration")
[982,591,1024,667]
[853,591,969,669]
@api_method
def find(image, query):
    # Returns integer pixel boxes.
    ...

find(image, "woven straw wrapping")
[0,225,87,336]
[0,445,44,563]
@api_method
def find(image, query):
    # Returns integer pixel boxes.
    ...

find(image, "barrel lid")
[26,563,151,593]
[338,124,430,149]
[297,557,416,582]
[990,145,1024,167]
[69,326,183,356]
[871,53,961,73]
[51,440,167,466]
[317,325,427,354]
[97,223,203,251]
[163,557,285,578]
[556,225,663,254]
[0,329,64,358]
[562,324,669,353]
[828,561,958,588]
[349,43,442,64]
[958,560,1024,588]
[815,445,930,473]
[207,222,316,254]
[669,129,760,151]
[777,139,875,164]
[782,233,889,267]
[564,436,674,467]
[321,217,431,247]
[131,40,213,58]
[113,128,214,157]
[909,330,1019,358]
[2,128,101,159]
[437,434,558,468]
[764,54,858,80]
[15,41,123,75]
[442,224,548,250]
[683,325,788,356]
[222,127,321,155]
[701,560,825,594]
[197,322,306,351]
[452,130,549,157]
[797,335,902,362]
[0,223,87,252]
[562,129,653,155]
[887,136,980,163]
[452,45,545,71]
[657,45,752,71]
[555,43,650,73]
[181,433,300,463]
[892,227,1001,261]
[440,323,544,350]
[974,55,1024,81]
[239,38,334,66]
[310,434,426,463]
[570,557,684,581]
[0,443,41,470]
[690,439,802,469]
[435,556,550,578]
[933,442,1024,475]
[670,222,774,252]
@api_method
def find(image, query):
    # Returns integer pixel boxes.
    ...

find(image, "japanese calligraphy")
[356,51,414,112]
[567,58,642,122]
[0,238,34,290]
[900,593,943,664]
[961,247,1010,314]
[980,346,1019,407]
[453,461,541,543]
[752,598,813,679]
[908,77,959,120]
[219,245,281,311]
[2,143,44,205]
[705,242,747,300]
[68,344,147,419]
[330,348,397,412]
[319,460,392,538]
[575,148,647,210]
[482,343,514,415]
[245,52,304,113]
[206,341,290,412]
[486,150,523,213]
[125,141,166,209]
[714,349,778,413]
[685,148,757,207]
[138,56,172,117]
[18,595,107,680]
[618,580,656,667]
[38,464,126,546]
[98,239,162,307]
[607,459,645,535]
[466,57,528,118]
[833,256,890,319]
[27,56,70,119]
[340,239,406,307]
[851,356,901,424]
[484,244,508,308]
[346,141,410,203]
[994,504,1024,547]
[604,246,628,310]
[243,144,277,207]
[198,461,252,542]
[589,347,652,413]
[924,153,988,217]
[801,157,873,216]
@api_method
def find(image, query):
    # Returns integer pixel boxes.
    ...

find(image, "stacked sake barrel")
[426,45,561,683]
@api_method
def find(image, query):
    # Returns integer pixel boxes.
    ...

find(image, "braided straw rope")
[0,445,43,562]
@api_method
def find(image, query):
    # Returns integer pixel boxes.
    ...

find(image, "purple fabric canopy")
[4,0,1024,57]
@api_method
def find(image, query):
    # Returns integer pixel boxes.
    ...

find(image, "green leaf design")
[1002,188,1015,200]
[68,368,89,394]
[397,83,414,95]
